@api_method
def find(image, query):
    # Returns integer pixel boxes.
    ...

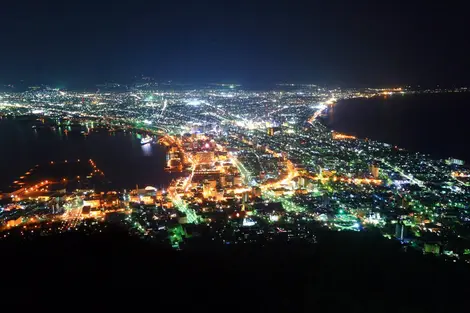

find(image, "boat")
[141,136,153,145]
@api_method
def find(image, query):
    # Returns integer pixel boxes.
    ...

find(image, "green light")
[172,197,200,224]
[168,225,189,249]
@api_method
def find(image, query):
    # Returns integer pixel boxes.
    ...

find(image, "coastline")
[318,93,470,163]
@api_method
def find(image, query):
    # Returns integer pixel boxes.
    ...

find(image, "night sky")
[1,0,468,86]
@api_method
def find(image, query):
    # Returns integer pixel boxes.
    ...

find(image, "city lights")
[0,84,468,259]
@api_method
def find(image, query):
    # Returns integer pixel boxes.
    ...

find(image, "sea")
[325,93,470,162]
[0,119,180,191]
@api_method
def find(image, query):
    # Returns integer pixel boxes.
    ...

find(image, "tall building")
[322,194,330,207]
[242,192,250,203]
[395,223,407,241]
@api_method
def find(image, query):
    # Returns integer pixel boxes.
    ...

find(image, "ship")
[141,136,153,145]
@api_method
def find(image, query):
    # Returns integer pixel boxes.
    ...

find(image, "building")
[129,186,157,205]
[216,189,224,201]
[424,243,441,255]
[6,217,23,228]
[203,180,217,198]
[252,186,262,198]
[242,192,250,203]
[446,158,465,166]
[233,175,242,186]
[394,223,407,241]
[83,198,101,208]
[219,175,226,187]
[370,163,380,178]
[216,151,227,161]
[196,151,215,164]
[82,206,91,216]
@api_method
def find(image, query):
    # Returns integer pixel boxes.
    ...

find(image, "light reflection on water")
[141,143,153,156]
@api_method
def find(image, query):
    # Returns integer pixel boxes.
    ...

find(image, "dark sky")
[0,0,468,86]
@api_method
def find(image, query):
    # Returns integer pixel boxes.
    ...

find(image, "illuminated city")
[1,84,469,261]
[2,0,470,308]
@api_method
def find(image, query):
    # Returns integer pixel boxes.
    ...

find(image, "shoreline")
[317,94,469,163]
[0,118,178,191]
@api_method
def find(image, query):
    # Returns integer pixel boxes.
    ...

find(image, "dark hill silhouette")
[1,225,468,312]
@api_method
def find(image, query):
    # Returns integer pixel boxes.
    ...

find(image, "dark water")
[0,119,179,191]
[326,93,470,162]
